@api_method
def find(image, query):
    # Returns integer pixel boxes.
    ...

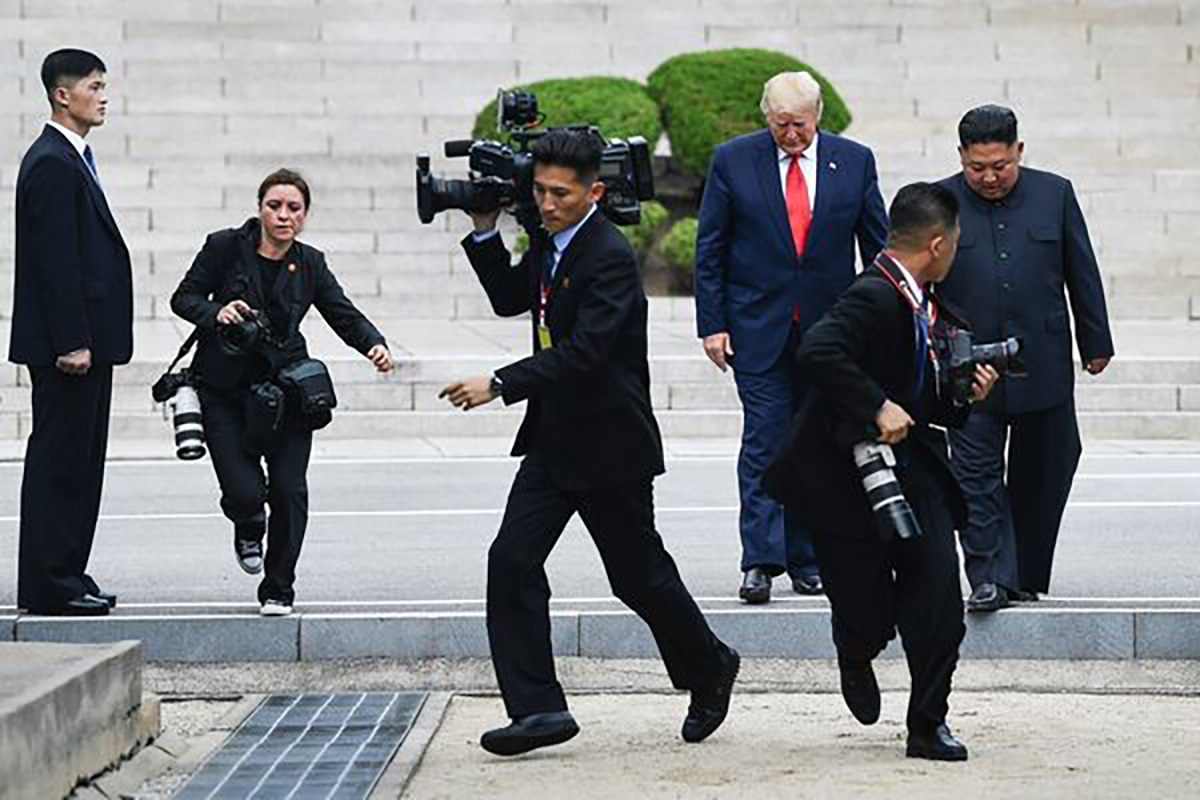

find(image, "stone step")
[0,641,159,800]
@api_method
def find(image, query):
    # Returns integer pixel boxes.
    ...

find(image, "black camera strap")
[165,329,201,374]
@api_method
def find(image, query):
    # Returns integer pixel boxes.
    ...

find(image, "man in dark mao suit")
[695,71,888,604]
[937,105,1114,612]
[10,49,133,616]
[440,129,738,757]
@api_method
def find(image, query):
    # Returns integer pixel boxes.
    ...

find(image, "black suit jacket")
[764,257,971,537]
[9,125,133,365]
[170,218,385,390]
[462,211,664,491]
[936,169,1114,414]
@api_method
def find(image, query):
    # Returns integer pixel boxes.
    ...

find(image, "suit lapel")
[753,132,796,262]
[545,210,601,319]
[43,126,126,249]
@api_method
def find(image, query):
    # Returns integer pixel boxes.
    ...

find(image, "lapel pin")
[562,277,570,289]
[288,262,297,273]
[829,161,838,171]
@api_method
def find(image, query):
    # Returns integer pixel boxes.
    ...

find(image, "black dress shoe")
[86,590,118,608]
[1011,588,1039,603]
[906,723,968,761]
[738,567,771,604]
[82,576,117,608]
[682,647,740,743]
[29,596,110,617]
[791,574,824,595]
[838,660,880,725]
[966,583,1010,613]
[480,711,579,756]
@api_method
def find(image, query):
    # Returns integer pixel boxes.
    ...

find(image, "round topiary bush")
[472,77,662,146]
[660,217,698,275]
[647,48,852,178]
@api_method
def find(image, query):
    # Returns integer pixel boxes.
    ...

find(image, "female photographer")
[171,168,392,616]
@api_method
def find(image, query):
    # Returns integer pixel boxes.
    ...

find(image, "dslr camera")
[415,89,656,233]
[218,308,273,357]
[933,327,1026,407]
[151,369,206,461]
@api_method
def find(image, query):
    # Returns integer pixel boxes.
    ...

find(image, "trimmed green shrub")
[647,48,852,177]
[660,217,698,274]
[472,77,662,146]
[618,200,669,253]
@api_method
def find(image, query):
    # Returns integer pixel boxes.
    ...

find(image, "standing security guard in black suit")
[937,106,1115,612]
[440,130,739,757]
[766,183,998,761]
[172,169,392,616]
[11,50,131,617]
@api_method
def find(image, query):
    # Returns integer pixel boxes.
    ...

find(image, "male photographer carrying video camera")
[765,183,998,761]
[438,128,738,758]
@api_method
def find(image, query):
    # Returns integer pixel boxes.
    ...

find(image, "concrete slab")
[300,612,578,660]
[1135,610,1200,658]
[0,615,14,642]
[963,609,1135,660]
[15,615,299,663]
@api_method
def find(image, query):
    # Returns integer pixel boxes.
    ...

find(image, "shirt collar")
[550,202,598,255]
[887,252,925,307]
[962,169,1026,210]
[777,131,820,163]
[47,120,89,158]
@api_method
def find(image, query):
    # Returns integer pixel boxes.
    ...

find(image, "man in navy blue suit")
[10,49,132,616]
[695,71,887,603]
[937,105,1114,612]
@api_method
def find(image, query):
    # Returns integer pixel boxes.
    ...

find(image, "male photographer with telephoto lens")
[764,183,998,762]
[170,169,393,617]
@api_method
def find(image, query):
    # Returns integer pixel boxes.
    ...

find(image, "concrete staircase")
[1,0,1198,447]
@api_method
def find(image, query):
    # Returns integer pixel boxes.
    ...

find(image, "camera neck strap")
[166,329,201,374]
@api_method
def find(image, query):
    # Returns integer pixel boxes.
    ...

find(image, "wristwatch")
[489,374,504,399]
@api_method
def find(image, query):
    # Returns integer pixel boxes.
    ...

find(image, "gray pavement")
[4,444,1200,608]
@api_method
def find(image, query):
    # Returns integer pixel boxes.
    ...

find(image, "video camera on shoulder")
[415,89,656,234]
[933,327,1026,407]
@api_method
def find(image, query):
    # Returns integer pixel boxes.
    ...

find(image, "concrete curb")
[0,641,159,800]
[7,604,1200,663]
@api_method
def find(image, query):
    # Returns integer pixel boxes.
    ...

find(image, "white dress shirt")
[776,131,819,212]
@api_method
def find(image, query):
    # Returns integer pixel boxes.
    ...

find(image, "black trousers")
[811,489,965,735]
[201,387,312,605]
[18,365,113,610]
[948,399,1081,594]
[488,452,728,718]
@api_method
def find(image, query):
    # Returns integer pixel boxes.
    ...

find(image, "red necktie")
[785,155,811,321]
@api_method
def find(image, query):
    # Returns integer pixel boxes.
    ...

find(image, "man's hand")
[439,375,497,411]
[468,208,503,234]
[875,399,914,445]
[969,364,1000,403]
[1084,357,1111,375]
[55,348,92,375]
[216,299,252,326]
[366,344,393,373]
[702,332,734,372]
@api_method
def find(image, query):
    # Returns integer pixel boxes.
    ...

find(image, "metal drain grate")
[174,692,427,799]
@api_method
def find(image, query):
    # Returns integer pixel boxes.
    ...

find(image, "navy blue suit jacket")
[937,169,1114,415]
[694,128,888,374]
[9,125,132,366]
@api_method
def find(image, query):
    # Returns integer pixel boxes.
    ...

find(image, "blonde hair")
[760,71,823,121]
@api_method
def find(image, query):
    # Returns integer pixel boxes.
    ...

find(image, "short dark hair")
[958,104,1019,148]
[257,168,312,210]
[530,129,603,184]
[41,48,106,96]
[887,182,959,250]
